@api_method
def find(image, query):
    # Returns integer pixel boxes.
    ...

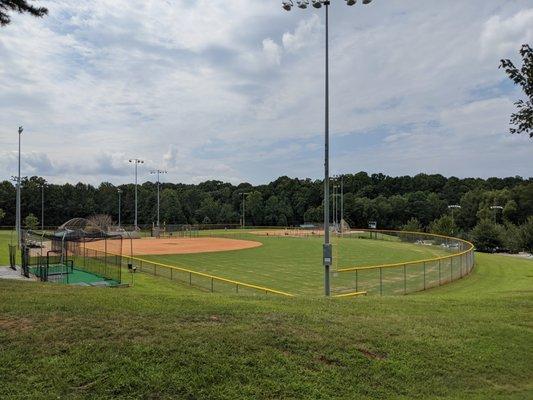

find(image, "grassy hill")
[1,248,532,399]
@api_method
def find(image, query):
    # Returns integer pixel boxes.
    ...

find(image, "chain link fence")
[331,230,475,296]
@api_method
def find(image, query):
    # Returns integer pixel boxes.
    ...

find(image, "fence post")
[438,259,441,286]
[355,269,358,292]
[403,264,407,294]
[379,267,383,296]
[189,272,192,285]
[450,257,453,281]
[211,278,214,292]
[154,264,157,276]
[423,262,426,290]
[236,284,239,293]
[171,268,173,280]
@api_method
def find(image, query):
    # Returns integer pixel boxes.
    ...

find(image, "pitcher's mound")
[86,237,262,256]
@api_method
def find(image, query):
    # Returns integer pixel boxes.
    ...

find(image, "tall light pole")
[490,205,503,224]
[41,183,45,231]
[340,175,344,234]
[129,159,144,230]
[447,204,461,234]
[14,127,23,246]
[282,0,373,296]
[150,169,167,228]
[241,192,250,229]
[117,188,122,228]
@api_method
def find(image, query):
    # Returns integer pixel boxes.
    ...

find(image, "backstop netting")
[21,218,124,285]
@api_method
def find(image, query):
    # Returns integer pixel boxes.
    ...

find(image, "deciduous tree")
[500,44,533,138]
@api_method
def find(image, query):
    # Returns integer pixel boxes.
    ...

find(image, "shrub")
[471,219,504,252]
[429,215,457,236]
[402,218,422,232]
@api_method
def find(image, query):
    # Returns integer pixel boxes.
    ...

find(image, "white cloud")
[0,0,531,185]
[262,38,282,66]
[481,8,533,58]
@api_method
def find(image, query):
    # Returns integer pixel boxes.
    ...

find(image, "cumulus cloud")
[481,8,533,57]
[0,0,531,185]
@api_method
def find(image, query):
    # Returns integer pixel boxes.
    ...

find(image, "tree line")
[0,172,531,252]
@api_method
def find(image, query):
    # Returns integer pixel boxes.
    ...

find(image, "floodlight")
[346,0,356,5]
[282,1,293,11]
[297,0,309,9]
[312,0,322,8]
[363,0,372,3]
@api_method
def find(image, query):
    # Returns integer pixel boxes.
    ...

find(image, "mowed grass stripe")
[141,234,450,296]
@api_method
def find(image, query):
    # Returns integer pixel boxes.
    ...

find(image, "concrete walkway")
[0,266,36,281]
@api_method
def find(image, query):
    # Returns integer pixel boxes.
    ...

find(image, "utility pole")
[41,183,45,231]
[241,193,250,229]
[150,170,167,228]
[340,175,344,234]
[117,188,122,228]
[490,205,503,224]
[281,0,374,296]
[16,126,23,246]
[129,159,144,230]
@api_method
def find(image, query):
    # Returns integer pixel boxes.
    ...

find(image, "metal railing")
[123,255,294,298]
[332,229,475,296]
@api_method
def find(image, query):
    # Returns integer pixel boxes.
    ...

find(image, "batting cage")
[21,218,124,286]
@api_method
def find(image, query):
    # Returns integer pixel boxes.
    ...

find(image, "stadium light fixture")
[129,159,144,230]
[280,0,374,296]
[282,1,293,11]
[150,170,168,228]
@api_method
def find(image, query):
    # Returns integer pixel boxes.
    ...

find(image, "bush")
[429,215,457,236]
[502,222,523,254]
[471,219,504,252]
[23,213,39,230]
[402,218,422,232]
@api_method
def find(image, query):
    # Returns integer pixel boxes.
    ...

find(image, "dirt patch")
[0,317,33,332]
[357,347,387,360]
[84,237,262,256]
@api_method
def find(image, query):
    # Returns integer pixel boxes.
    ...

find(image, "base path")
[84,237,262,256]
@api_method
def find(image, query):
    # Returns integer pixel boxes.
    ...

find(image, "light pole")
[41,183,45,231]
[282,0,373,295]
[117,188,122,228]
[16,126,23,246]
[340,175,344,233]
[129,159,144,230]
[490,205,503,224]
[447,205,461,234]
[241,193,250,229]
[150,170,167,228]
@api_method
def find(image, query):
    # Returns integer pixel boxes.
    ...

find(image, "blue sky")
[0,0,532,185]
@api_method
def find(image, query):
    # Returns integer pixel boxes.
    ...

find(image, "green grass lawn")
[0,230,17,265]
[140,233,450,296]
[0,252,531,399]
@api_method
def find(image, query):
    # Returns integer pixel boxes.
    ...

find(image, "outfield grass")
[140,233,450,295]
[0,252,531,399]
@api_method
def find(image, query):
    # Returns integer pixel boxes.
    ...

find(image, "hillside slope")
[0,253,532,399]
